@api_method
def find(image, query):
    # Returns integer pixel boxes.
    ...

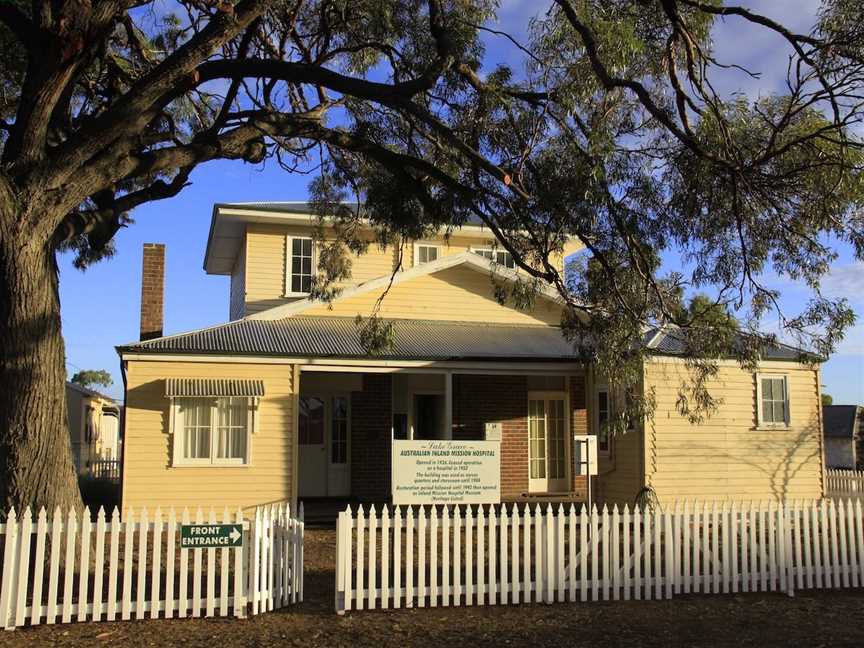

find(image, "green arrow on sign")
[180,524,243,548]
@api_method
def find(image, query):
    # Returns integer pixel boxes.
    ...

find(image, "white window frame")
[284,235,316,297]
[756,373,791,428]
[413,242,442,267]
[170,396,258,467]
[470,245,516,269]
[594,385,612,455]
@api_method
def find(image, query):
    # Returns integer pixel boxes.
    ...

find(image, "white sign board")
[392,440,501,505]
[484,421,502,441]
[573,435,598,476]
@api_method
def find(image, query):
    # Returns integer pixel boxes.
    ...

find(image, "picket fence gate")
[826,469,864,498]
[0,502,304,630]
[335,499,864,613]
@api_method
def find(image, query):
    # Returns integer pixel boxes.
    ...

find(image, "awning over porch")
[120,317,585,362]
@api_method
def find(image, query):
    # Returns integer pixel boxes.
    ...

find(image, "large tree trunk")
[0,189,82,513]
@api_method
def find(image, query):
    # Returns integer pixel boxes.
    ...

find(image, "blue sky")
[59,1,863,404]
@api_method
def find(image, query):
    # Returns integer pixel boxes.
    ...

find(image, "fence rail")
[335,499,864,613]
[88,459,121,482]
[826,469,864,498]
[0,502,303,630]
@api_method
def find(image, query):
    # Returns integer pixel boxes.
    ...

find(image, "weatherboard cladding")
[120,317,583,361]
[165,378,265,398]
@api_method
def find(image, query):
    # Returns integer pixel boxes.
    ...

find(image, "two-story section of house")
[117,201,826,514]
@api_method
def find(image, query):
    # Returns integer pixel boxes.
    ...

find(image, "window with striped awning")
[166,378,263,467]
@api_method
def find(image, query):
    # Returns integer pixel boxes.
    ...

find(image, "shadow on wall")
[734,412,823,502]
[649,411,823,503]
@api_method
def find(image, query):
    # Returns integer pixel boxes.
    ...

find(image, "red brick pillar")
[140,243,165,341]
[350,374,393,501]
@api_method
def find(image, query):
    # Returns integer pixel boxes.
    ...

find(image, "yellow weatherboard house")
[117,202,825,513]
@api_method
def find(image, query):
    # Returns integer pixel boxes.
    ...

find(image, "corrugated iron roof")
[118,317,583,361]
[642,327,807,361]
[165,378,265,398]
[119,318,810,363]
[214,201,487,225]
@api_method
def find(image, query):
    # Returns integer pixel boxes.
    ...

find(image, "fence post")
[298,502,305,603]
[782,502,795,597]
[0,508,20,630]
[335,510,346,615]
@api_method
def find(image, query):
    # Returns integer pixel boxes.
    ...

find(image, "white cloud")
[702,0,823,99]
[836,322,864,356]
[819,262,864,302]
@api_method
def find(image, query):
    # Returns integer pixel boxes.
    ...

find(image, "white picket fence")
[0,502,303,630]
[335,499,864,613]
[826,469,864,498]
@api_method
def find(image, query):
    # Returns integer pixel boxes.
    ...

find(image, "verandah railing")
[88,459,122,482]
[826,469,864,498]
[335,499,864,613]
[0,502,304,630]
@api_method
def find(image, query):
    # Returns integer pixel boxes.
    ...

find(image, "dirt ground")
[5,528,864,648]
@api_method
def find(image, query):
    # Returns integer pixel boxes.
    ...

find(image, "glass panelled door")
[298,396,327,497]
[299,393,352,498]
[528,393,569,493]
[327,395,350,496]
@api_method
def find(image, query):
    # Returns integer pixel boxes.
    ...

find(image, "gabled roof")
[824,405,863,439]
[248,251,565,321]
[117,317,584,361]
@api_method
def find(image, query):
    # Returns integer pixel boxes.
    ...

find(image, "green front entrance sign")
[180,524,243,548]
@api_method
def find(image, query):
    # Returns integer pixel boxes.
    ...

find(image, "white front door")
[528,393,569,493]
[327,395,351,496]
[299,396,327,497]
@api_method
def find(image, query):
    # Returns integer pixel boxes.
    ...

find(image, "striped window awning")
[165,378,265,398]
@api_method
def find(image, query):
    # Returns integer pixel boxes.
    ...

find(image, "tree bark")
[0,186,82,513]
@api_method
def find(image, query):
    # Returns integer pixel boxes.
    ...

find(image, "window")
[174,397,252,466]
[298,396,324,445]
[595,388,610,453]
[286,236,314,295]
[757,374,789,427]
[413,243,440,266]
[624,387,637,432]
[331,396,349,464]
[473,247,516,269]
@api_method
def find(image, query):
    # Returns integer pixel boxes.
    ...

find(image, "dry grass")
[3,528,864,647]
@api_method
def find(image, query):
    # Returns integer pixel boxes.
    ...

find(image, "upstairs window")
[473,247,516,269]
[757,374,790,427]
[286,236,314,295]
[414,243,441,266]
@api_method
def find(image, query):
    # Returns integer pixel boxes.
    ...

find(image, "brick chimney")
[140,243,165,341]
